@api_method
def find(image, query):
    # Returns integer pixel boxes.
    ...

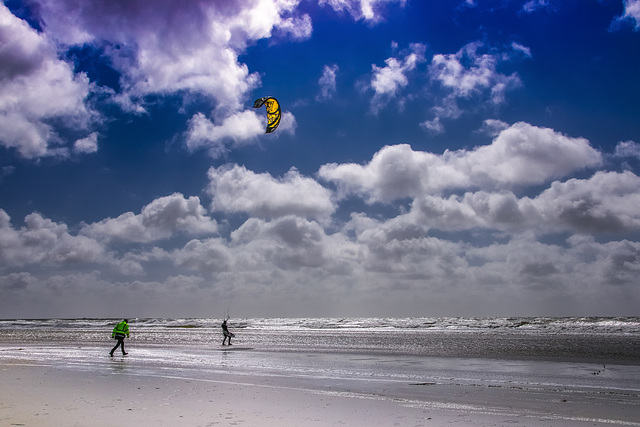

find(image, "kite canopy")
[253,97,281,133]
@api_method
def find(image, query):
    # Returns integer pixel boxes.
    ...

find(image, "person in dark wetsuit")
[221,319,234,345]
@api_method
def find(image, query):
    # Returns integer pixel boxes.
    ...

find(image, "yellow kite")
[253,97,281,134]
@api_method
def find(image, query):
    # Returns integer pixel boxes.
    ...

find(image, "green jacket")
[112,321,129,338]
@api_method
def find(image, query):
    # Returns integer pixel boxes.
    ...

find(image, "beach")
[1,317,639,426]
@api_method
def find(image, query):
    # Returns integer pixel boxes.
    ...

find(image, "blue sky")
[1,0,640,318]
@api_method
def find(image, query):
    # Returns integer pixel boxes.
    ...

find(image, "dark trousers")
[110,337,126,355]
[222,332,232,345]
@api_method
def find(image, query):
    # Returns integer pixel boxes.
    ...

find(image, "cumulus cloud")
[4,225,637,317]
[0,270,227,318]
[319,0,406,22]
[369,43,426,113]
[276,12,313,39]
[421,116,445,134]
[230,216,329,270]
[0,272,36,291]
[319,122,602,202]
[185,111,264,157]
[614,140,640,159]
[407,170,640,235]
[2,163,639,316]
[477,119,510,136]
[185,109,297,157]
[429,42,520,100]
[73,132,99,154]
[31,0,309,112]
[534,171,640,233]
[81,193,217,243]
[0,4,96,159]
[462,122,602,187]
[626,0,640,27]
[4,1,639,318]
[207,164,335,220]
[0,209,104,269]
[611,0,640,31]
[317,64,339,101]
[320,144,438,203]
[423,41,525,133]
[408,192,515,231]
[173,238,230,274]
[2,0,308,160]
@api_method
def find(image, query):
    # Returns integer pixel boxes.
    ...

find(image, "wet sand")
[1,348,639,427]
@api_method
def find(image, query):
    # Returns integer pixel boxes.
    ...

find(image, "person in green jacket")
[110,319,130,356]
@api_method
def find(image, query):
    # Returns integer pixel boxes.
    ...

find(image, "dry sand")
[2,357,639,427]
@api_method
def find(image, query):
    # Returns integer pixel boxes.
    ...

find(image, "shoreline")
[3,361,639,427]
[2,343,640,426]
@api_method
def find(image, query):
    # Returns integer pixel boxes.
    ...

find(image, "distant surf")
[1,317,639,362]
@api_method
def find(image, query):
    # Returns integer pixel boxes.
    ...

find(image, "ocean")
[1,316,639,361]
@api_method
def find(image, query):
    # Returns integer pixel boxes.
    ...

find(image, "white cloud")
[421,117,445,135]
[462,121,602,187]
[0,209,104,269]
[319,0,406,22]
[407,170,640,235]
[477,119,510,136]
[73,132,99,154]
[534,171,640,233]
[408,192,518,231]
[81,193,218,243]
[185,108,296,157]
[421,102,464,135]
[521,0,552,14]
[276,13,313,39]
[612,0,640,31]
[106,254,146,276]
[362,234,464,278]
[2,0,308,160]
[371,58,409,95]
[2,0,639,317]
[207,165,335,220]
[317,64,339,101]
[0,4,95,159]
[511,42,532,58]
[230,216,329,270]
[173,238,231,274]
[320,144,440,203]
[31,0,309,114]
[369,43,426,113]
[185,111,264,157]
[430,41,522,101]
[424,41,525,131]
[484,234,640,290]
[320,122,602,202]
[614,140,640,158]
[2,160,639,316]
[626,0,640,27]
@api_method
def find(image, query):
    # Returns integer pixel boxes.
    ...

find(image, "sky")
[1,0,640,319]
